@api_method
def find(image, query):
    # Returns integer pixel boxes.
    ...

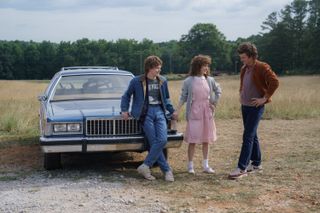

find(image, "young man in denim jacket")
[121,55,177,181]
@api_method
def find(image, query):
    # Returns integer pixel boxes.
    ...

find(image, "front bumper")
[40,133,183,153]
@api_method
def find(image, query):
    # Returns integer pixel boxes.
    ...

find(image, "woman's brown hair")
[189,55,212,77]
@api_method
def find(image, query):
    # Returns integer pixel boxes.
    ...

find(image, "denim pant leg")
[243,110,262,166]
[238,105,264,170]
[142,106,170,172]
[251,134,262,166]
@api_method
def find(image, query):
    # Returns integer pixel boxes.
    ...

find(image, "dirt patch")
[0,144,42,173]
[0,119,319,212]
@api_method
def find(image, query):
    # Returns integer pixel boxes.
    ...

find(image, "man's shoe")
[137,164,156,180]
[228,168,247,179]
[203,167,215,174]
[247,164,263,173]
[165,170,174,182]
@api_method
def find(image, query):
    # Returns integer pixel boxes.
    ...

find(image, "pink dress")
[184,76,217,144]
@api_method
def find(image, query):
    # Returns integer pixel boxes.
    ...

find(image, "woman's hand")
[172,110,179,120]
[209,104,216,112]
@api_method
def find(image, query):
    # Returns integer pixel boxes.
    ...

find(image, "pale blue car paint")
[38,67,183,163]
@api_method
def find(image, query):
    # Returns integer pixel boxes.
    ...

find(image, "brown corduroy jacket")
[240,60,279,103]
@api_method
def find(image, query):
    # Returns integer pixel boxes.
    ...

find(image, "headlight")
[53,123,81,133]
[67,123,81,132]
[53,124,67,132]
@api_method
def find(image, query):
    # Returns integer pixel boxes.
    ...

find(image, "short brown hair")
[237,42,258,59]
[189,55,212,77]
[144,55,162,74]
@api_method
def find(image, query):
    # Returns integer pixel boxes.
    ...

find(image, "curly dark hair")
[144,55,162,74]
[237,42,258,59]
[189,55,212,77]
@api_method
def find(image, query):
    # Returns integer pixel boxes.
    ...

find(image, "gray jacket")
[179,76,222,120]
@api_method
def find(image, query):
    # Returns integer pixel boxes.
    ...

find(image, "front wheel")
[44,153,62,170]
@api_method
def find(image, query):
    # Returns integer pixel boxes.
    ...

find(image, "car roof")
[57,66,134,76]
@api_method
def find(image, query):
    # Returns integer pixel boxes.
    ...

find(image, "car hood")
[48,99,122,120]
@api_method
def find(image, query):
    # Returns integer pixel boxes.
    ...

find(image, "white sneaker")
[188,168,195,174]
[165,170,174,182]
[247,164,263,173]
[137,164,156,180]
[203,167,215,174]
[228,168,247,179]
[187,167,195,174]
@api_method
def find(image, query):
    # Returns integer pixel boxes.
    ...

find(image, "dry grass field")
[168,75,320,120]
[0,75,319,212]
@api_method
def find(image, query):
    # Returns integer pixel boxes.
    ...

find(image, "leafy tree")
[0,42,14,79]
[24,42,41,79]
[159,40,182,74]
[256,0,314,74]
[55,41,75,74]
[38,41,58,79]
[1,1,320,80]
[179,23,232,73]
[304,0,320,71]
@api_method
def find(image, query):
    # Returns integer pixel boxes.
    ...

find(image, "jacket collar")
[139,74,164,85]
[243,59,261,71]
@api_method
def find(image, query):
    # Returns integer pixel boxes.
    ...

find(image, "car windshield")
[51,74,132,101]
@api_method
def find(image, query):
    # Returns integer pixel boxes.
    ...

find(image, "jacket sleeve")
[178,79,188,107]
[163,81,175,114]
[263,65,279,100]
[239,67,245,93]
[211,78,222,105]
[121,78,135,112]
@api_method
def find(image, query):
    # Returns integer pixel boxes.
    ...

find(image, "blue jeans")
[238,105,265,170]
[142,105,170,173]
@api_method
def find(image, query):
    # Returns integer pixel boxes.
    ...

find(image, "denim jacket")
[121,74,175,120]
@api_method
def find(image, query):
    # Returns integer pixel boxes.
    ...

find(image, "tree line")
[0,0,319,79]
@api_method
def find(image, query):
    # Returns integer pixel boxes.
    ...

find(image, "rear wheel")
[44,153,62,170]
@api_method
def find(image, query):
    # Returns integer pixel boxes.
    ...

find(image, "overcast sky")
[0,0,292,43]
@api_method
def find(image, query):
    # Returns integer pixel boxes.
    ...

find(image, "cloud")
[0,0,192,11]
[0,0,291,14]
[0,0,145,11]
[0,0,293,42]
[188,0,288,14]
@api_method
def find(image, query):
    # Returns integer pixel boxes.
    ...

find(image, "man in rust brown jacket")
[229,42,279,179]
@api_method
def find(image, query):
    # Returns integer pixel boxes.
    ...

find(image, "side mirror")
[37,94,47,102]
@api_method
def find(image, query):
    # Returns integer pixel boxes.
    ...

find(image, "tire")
[44,153,62,170]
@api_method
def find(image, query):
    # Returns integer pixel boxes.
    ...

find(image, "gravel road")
[0,171,173,213]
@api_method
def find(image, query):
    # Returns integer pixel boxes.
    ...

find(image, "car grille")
[86,118,142,136]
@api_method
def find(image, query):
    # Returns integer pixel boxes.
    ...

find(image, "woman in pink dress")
[173,55,222,174]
